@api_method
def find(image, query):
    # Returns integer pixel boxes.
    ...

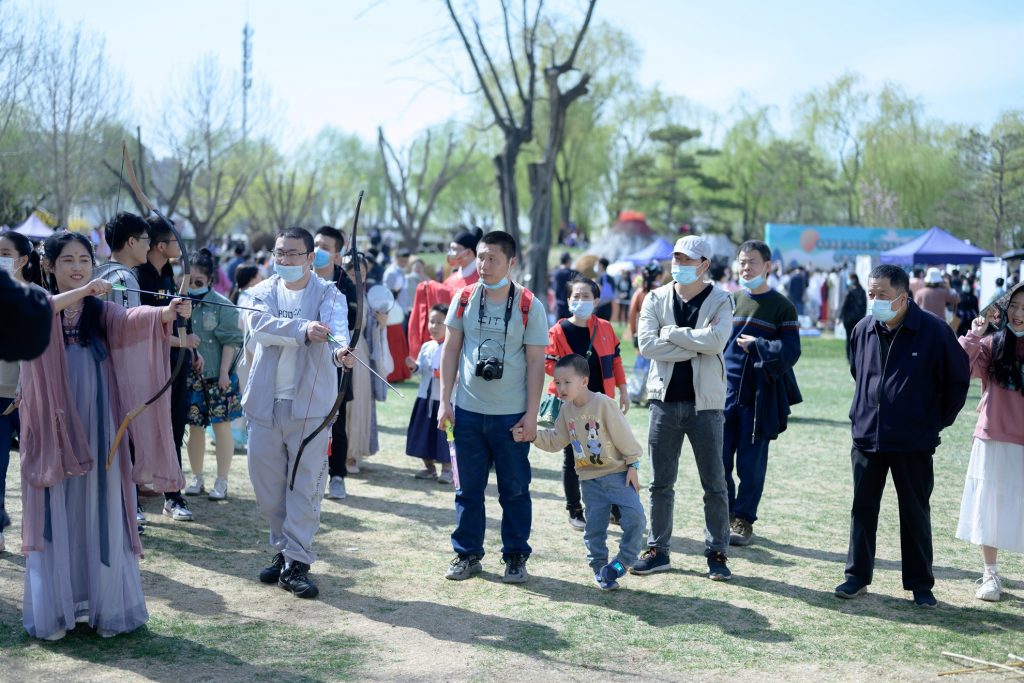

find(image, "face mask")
[846,279,855,287]
[481,276,509,291]
[569,300,594,319]
[274,263,305,283]
[189,286,210,297]
[672,265,700,286]
[313,248,331,269]
[0,256,14,274]
[870,296,903,323]
[1010,325,1024,338]
[740,274,765,290]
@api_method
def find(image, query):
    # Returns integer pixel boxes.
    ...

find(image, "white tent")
[14,214,54,239]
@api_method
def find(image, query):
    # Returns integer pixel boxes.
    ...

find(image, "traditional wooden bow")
[289,190,364,490]
[105,141,191,469]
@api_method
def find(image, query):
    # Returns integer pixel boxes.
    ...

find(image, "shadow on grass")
[524,575,793,643]
[788,415,849,428]
[355,461,566,498]
[751,537,977,580]
[3,619,359,683]
[318,590,578,665]
[141,569,226,617]
[738,574,1024,635]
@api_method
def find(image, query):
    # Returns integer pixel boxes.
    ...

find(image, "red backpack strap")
[455,283,478,319]
[518,286,534,327]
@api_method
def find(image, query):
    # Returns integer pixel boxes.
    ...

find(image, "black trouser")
[845,446,934,591]
[327,368,354,479]
[563,444,620,519]
[165,349,190,503]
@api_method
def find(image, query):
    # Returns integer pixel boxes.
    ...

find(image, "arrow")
[110,283,264,314]
[326,333,405,398]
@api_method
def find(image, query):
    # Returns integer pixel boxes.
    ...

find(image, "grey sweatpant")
[247,399,330,566]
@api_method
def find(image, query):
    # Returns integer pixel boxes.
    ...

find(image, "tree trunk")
[494,140,522,247]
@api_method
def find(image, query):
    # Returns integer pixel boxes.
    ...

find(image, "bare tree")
[445,0,541,247]
[30,22,120,224]
[244,161,319,233]
[159,56,257,246]
[523,0,596,291]
[0,1,35,144]
[378,125,477,250]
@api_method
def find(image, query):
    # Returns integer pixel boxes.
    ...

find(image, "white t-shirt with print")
[273,282,305,400]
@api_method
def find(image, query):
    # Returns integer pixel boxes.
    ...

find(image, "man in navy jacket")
[836,264,970,608]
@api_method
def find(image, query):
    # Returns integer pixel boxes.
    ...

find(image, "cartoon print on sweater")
[585,418,603,465]
[568,419,585,467]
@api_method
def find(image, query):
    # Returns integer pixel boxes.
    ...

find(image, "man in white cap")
[631,235,735,580]
[914,267,959,321]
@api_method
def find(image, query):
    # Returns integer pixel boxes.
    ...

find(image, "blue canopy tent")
[621,237,674,265]
[879,226,992,266]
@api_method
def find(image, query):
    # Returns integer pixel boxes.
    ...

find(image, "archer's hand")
[334,347,356,368]
[83,278,112,298]
[306,321,331,344]
[162,298,192,323]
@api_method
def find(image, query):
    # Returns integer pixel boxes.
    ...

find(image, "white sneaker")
[326,476,346,500]
[136,507,147,525]
[184,475,205,496]
[208,478,228,500]
[162,499,194,521]
[437,469,454,485]
[975,572,1003,602]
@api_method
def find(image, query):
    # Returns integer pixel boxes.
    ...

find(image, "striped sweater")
[724,289,800,407]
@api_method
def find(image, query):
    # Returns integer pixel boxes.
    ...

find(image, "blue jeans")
[0,398,16,530]
[580,471,646,572]
[451,407,532,559]
[721,403,772,523]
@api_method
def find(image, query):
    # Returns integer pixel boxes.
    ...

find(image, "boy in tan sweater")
[514,354,646,590]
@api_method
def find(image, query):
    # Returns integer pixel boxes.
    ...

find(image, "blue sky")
[35,0,1024,149]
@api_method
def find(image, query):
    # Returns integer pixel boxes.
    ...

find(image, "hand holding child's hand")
[626,467,640,493]
[511,426,526,442]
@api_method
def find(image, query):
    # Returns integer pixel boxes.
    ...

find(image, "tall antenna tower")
[241,20,254,140]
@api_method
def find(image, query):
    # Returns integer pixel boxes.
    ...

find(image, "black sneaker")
[259,552,285,584]
[445,554,483,581]
[630,547,670,575]
[279,561,319,599]
[912,590,937,609]
[707,551,732,581]
[501,554,529,584]
[834,577,868,599]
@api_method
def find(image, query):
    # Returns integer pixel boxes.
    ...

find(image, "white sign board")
[979,257,1006,308]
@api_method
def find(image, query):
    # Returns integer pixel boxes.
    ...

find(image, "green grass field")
[0,334,1020,681]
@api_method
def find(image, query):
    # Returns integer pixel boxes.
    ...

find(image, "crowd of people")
[0,219,1021,643]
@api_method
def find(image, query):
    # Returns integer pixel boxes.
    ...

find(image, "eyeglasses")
[272,250,309,260]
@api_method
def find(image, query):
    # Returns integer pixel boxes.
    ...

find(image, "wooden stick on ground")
[941,652,1024,676]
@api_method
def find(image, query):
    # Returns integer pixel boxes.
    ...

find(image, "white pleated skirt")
[956,438,1024,553]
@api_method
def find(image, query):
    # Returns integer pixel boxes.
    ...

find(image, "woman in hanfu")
[18,231,190,640]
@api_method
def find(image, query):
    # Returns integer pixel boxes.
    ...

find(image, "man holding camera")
[438,231,548,583]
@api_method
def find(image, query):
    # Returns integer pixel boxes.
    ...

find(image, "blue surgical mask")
[740,274,765,290]
[188,286,210,297]
[672,265,699,286]
[313,248,331,269]
[274,262,305,283]
[569,300,594,319]
[870,296,903,323]
[1010,325,1024,338]
[481,276,509,291]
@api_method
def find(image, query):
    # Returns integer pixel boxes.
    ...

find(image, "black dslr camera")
[475,355,503,381]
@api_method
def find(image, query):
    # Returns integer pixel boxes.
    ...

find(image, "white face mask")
[0,256,14,274]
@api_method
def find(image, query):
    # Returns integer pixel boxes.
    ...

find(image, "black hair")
[277,227,314,253]
[190,247,217,279]
[144,215,175,244]
[43,230,104,347]
[479,230,516,260]
[315,225,345,252]
[230,264,259,304]
[554,353,590,378]
[868,264,910,294]
[233,243,245,256]
[996,277,1005,287]
[848,273,860,285]
[568,274,600,299]
[738,240,772,263]
[397,248,411,258]
[989,288,1024,393]
[913,268,924,278]
[429,303,449,316]
[1,230,43,286]
[598,257,610,269]
[104,212,150,252]
[560,252,572,265]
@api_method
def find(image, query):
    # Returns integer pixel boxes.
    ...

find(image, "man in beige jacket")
[631,235,735,580]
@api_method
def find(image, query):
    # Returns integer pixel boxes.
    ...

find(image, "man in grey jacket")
[632,236,734,580]
[243,227,353,600]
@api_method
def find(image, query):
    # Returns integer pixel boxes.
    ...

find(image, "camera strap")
[477,283,516,363]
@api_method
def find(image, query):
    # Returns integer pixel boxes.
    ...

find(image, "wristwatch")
[628,462,640,470]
